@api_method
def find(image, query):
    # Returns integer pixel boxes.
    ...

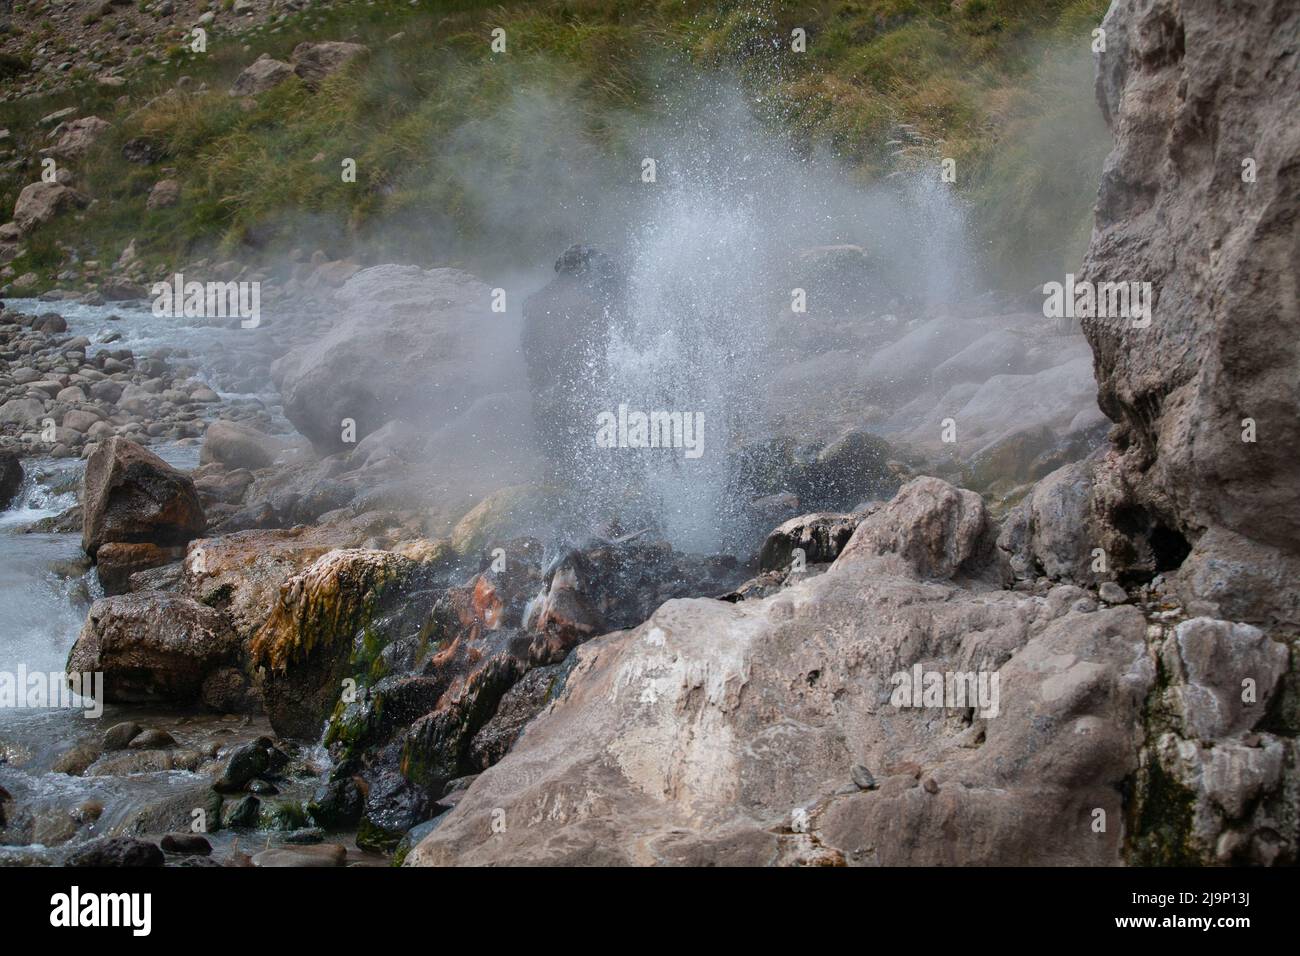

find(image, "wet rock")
[130,728,177,750]
[81,437,205,559]
[250,548,420,738]
[64,836,164,867]
[160,833,211,855]
[102,720,142,750]
[0,449,22,510]
[251,843,346,867]
[758,511,864,572]
[214,740,270,793]
[220,795,260,828]
[468,660,571,769]
[307,776,364,830]
[67,593,241,704]
[52,743,101,776]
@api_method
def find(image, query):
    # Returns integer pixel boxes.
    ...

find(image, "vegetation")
[0,0,1112,290]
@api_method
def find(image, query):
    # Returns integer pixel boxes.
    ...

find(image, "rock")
[12,181,87,234]
[1162,618,1290,741]
[290,41,368,91]
[0,449,22,510]
[834,477,991,579]
[252,843,346,867]
[931,328,1029,392]
[64,837,164,867]
[130,728,177,749]
[996,456,1099,584]
[199,420,284,470]
[52,743,101,776]
[214,740,270,792]
[67,593,241,704]
[102,720,142,751]
[229,53,294,97]
[95,541,186,594]
[0,397,45,426]
[272,266,502,452]
[758,511,863,572]
[160,833,211,855]
[220,795,260,828]
[850,764,877,791]
[250,549,419,738]
[1081,0,1300,625]
[307,777,365,830]
[48,116,111,160]
[146,178,181,210]
[81,437,205,559]
[1098,582,1127,604]
[407,547,1156,866]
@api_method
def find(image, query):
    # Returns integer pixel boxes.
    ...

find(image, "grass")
[0,0,1112,290]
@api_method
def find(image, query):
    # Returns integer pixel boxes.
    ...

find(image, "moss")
[258,800,310,831]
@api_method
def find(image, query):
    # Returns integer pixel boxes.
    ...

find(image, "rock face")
[409,474,1293,866]
[271,266,502,453]
[82,437,205,559]
[1080,0,1300,624]
[67,594,241,704]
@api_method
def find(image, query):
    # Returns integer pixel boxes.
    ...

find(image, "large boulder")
[271,266,504,453]
[67,593,241,704]
[82,437,205,559]
[1080,0,1300,624]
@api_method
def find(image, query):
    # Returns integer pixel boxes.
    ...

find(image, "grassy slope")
[0,0,1111,291]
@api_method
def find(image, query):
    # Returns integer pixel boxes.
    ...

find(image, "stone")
[48,116,111,160]
[67,593,241,704]
[229,53,293,97]
[290,41,368,91]
[199,420,285,470]
[64,837,164,867]
[146,178,181,210]
[81,437,205,558]
[160,833,211,855]
[834,476,991,579]
[12,181,86,234]
[252,843,346,867]
[102,720,142,751]
[0,449,22,510]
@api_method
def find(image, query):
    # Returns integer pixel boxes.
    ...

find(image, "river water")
[0,299,314,863]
